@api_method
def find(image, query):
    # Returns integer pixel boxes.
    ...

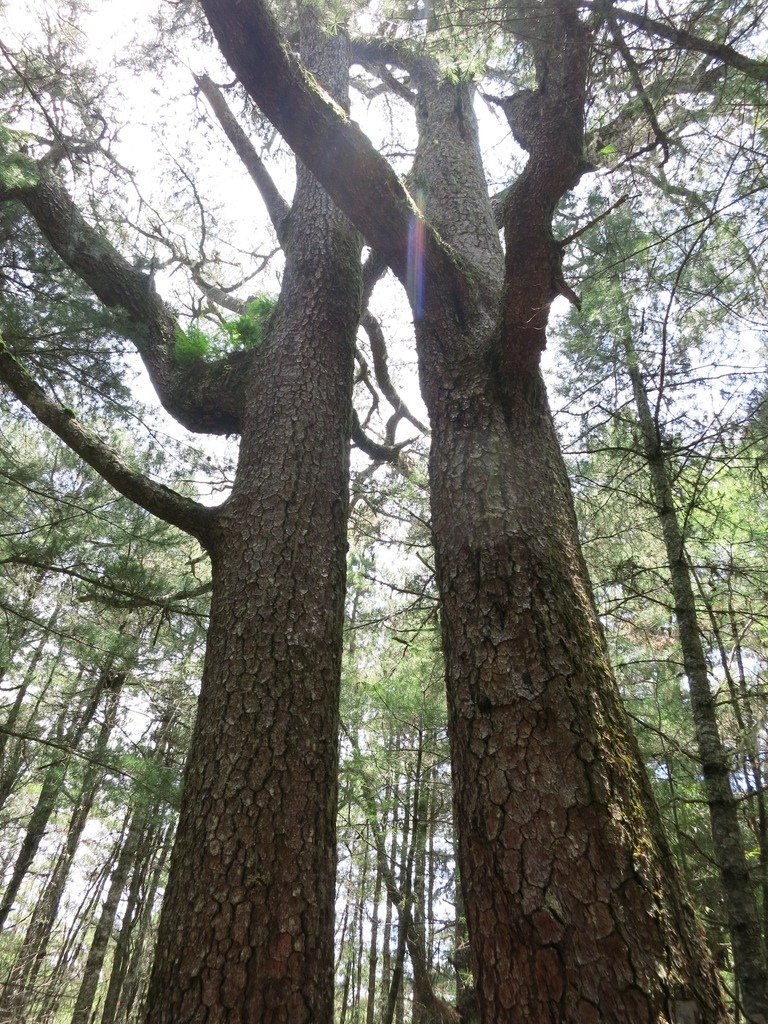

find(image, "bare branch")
[361,310,429,434]
[350,408,413,467]
[195,73,291,241]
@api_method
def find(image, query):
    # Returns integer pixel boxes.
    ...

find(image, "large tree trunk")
[428,362,725,1021]
[142,19,361,1023]
[169,0,732,1009]
[399,15,726,1021]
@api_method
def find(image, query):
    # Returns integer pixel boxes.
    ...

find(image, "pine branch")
[0,167,247,434]
[604,3,768,83]
[0,726,172,796]
[601,4,671,162]
[0,337,214,543]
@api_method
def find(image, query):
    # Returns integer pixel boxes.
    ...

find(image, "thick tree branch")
[1,170,248,434]
[501,2,591,367]
[199,0,472,311]
[195,73,291,241]
[350,37,418,103]
[350,408,412,466]
[0,336,214,543]
[602,3,768,83]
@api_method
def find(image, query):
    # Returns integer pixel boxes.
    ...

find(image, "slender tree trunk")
[625,340,768,1022]
[352,729,458,1024]
[452,876,476,1024]
[0,598,60,782]
[70,800,150,1024]
[0,682,123,1020]
[381,742,400,1007]
[0,625,63,812]
[340,860,362,1024]
[699,574,768,952]
[396,766,412,1024]
[142,20,361,1022]
[0,670,103,931]
[426,764,436,961]
[383,920,408,1024]
[37,827,121,1024]
[354,844,367,1019]
[726,576,768,953]
[113,818,174,1024]
[99,813,164,1024]
[365,826,383,1024]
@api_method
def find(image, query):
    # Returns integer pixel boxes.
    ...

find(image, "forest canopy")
[0,0,767,1022]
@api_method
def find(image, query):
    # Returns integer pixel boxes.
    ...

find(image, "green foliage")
[0,124,37,190]
[173,324,210,365]
[221,296,276,350]
[174,296,276,364]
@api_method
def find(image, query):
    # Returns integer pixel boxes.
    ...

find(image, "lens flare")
[407,189,426,321]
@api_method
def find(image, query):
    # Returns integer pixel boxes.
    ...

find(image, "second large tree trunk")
[427,362,727,1022]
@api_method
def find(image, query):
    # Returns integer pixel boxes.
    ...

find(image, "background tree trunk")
[625,338,768,1022]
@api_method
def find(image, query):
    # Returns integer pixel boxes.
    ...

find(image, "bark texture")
[142,18,362,1023]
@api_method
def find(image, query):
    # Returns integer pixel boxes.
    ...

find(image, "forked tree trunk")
[403,17,727,1022]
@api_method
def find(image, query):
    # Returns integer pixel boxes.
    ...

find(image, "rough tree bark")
[198,0,730,1019]
[4,0,755,1018]
[0,11,360,1023]
[140,18,362,1023]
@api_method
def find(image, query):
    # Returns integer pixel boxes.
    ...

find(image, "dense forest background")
[1,0,767,1021]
